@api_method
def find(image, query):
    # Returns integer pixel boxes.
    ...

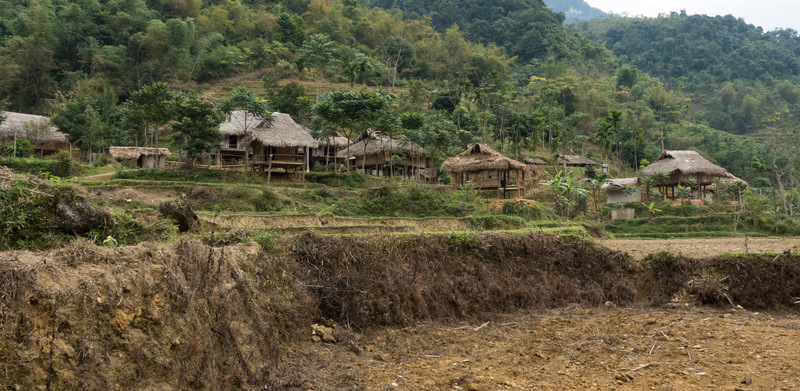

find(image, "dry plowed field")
[283,306,800,390]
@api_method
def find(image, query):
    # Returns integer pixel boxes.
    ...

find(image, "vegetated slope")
[3,233,800,389]
[543,0,611,24]
[572,14,800,135]
[368,0,568,60]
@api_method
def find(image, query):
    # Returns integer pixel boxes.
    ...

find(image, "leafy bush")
[502,201,554,220]
[355,184,481,217]
[3,139,34,157]
[253,188,290,212]
[305,171,368,188]
[250,232,279,251]
[0,154,82,177]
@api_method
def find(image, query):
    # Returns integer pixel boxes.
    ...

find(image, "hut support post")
[517,170,521,199]
[497,170,501,199]
[267,149,273,183]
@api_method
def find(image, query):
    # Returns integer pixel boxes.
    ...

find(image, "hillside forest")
[2,0,800,204]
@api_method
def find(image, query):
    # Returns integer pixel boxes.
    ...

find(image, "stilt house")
[336,130,431,181]
[441,143,530,199]
[0,112,69,157]
[640,150,728,199]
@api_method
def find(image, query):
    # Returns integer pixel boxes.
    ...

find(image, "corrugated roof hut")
[555,154,598,167]
[336,130,430,180]
[109,147,171,169]
[0,112,68,157]
[441,143,529,198]
[640,150,728,199]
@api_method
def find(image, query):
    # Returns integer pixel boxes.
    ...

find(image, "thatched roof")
[640,150,727,177]
[441,144,528,173]
[524,157,547,165]
[715,172,749,188]
[601,177,640,191]
[318,135,350,148]
[219,111,318,148]
[556,154,598,166]
[109,146,171,160]
[336,131,425,158]
[0,112,67,144]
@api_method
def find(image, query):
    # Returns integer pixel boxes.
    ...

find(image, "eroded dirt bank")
[1,233,799,390]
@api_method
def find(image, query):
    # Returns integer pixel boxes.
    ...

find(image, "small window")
[229,135,238,149]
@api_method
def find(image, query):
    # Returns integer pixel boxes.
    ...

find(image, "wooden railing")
[253,154,305,164]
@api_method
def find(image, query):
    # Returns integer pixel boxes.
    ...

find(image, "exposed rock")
[159,200,198,232]
[53,193,105,233]
[311,324,336,343]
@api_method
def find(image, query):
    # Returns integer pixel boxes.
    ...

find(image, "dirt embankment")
[602,237,800,259]
[2,233,800,389]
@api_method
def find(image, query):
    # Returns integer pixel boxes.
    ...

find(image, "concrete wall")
[605,186,642,204]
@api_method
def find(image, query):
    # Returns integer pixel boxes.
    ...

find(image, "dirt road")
[601,237,800,259]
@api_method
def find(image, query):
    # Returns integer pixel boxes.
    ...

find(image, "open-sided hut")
[336,130,430,181]
[218,111,318,174]
[640,150,728,199]
[601,177,642,204]
[109,147,170,169]
[441,143,529,199]
[555,154,598,167]
[0,112,68,157]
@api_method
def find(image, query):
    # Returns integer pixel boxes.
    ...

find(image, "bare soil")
[284,306,800,390]
[602,237,800,259]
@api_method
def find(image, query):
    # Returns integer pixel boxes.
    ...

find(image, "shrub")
[3,139,34,157]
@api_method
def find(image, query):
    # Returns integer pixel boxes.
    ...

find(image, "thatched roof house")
[335,130,430,180]
[336,130,424,160]
[442,143,527,173]
[524,157,547,165]
[109,147,171,169]
[641,150,727,178]
[0,112,68,156]
[441,144,529,198]
[555,154,598,166]
[641,150,729,199]
[219,111,318,148]
[217,111,318,172]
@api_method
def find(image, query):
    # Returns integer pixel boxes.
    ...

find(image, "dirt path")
[81,172,115,180]
[283,306,800,390]
[601,237,800,259]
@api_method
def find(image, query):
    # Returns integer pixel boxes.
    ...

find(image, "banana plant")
[643,202,662,224]
[541,171,588,218]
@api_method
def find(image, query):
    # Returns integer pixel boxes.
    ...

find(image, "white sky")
[585,0,799,32]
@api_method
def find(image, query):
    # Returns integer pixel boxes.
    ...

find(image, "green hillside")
[0,0,797,186]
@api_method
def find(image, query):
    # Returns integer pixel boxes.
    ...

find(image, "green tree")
[380,36,415,92]
[311,90,394,170]
[169,92,224,167]
[580,174,612,217]
[268,82,311,121]
[51,87,127,159]
[674,185,691,216]
[120,82,174,148]
[299,33,337,96]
